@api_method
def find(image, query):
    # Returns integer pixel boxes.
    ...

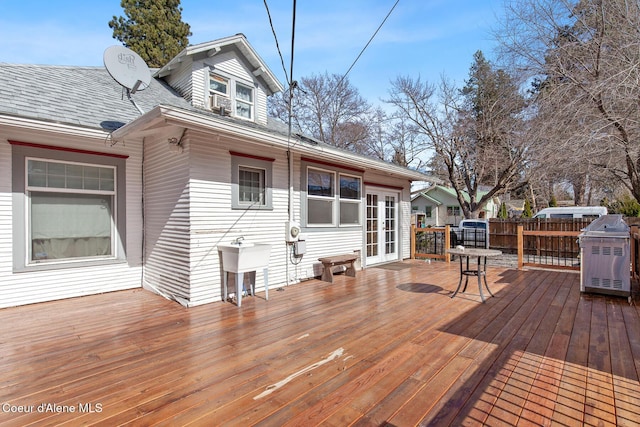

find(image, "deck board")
[0,260,639,426]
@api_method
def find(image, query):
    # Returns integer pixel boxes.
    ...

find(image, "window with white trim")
[447,206,461,216]
[425,206,432,218]
[238,166,265,205]
[306,167,361,227]
[26,158,116,262]
[209,74,228,95]
[11,143,127,271]
[339,174,361,225]
[235,82,253,119]
[231,153,273,210]
[307,168,335,226]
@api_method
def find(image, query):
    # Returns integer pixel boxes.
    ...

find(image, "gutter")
[113,105,436,182]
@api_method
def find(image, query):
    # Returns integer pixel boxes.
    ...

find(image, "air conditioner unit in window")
[209,94,232,115]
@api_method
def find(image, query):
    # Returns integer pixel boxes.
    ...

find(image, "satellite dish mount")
[103,45,151,114]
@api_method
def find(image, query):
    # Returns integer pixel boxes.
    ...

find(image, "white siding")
[205,52,253,82]
[0,132,143,309]
[190,67,208,110]
[187,133,292,305]
[142,133,191,303]
[254,86,268,126]
[195,54,269,125]
[164,60,194,102]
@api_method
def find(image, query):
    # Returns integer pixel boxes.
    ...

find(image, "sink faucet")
[233,236,245,245]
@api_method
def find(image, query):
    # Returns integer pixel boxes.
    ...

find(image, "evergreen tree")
[522,199,533,218]
[549,195,558,207]
[606,194,640,217]
[109,0,192,68]
[498,202,508,219]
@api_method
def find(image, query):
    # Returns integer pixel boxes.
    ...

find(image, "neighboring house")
[411,185,499,226]
[0,34,433,308]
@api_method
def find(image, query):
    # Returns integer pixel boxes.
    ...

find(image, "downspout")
[141,136,146,289]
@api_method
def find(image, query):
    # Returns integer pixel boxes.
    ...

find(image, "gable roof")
[411,192,441,205]
[154,34,284,96]
[0,37,436,183]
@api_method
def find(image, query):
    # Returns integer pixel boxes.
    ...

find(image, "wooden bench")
[318,254,358,283]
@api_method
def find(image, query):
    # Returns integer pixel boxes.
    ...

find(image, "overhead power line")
[339,0,400,87]
[263,0,290,86]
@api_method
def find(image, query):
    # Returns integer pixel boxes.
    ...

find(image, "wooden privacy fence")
[490,218,593,254]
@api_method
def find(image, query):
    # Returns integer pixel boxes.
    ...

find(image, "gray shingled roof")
[0,63,433,182]
[0,63,193,131]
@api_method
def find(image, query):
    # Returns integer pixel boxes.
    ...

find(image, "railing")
[411,225,451,262]
[412,221,635,274]
[452,227,489,249]
[516,225,581,271]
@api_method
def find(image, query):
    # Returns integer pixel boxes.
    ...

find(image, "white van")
[454,219,489,248]
[533,206,607,219]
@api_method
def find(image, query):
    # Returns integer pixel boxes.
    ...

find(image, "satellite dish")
[103,45,151,94]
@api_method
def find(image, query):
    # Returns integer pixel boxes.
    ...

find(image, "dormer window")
[208,73,254,121]
[235,83,253,120]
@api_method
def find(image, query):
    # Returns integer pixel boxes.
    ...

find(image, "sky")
[0,0,505,106]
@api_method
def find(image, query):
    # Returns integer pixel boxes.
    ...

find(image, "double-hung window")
[26,158,116,262]
[339,175,361,225]
[307,168,335,226]
[306,167,361,227]
[235,82,253,119]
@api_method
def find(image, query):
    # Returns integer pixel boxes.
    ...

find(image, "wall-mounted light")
[168,137,183,153]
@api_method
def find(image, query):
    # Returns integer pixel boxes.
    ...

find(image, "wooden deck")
[1,260,639,426]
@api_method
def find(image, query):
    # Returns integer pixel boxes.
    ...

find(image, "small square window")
[231,154,273,210]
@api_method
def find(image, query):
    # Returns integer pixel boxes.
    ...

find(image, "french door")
[365,189,398,265]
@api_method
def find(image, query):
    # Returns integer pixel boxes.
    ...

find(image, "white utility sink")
[217,242,272,306]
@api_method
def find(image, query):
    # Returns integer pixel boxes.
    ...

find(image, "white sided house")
[0,34,432,308]
[411,185,499,227]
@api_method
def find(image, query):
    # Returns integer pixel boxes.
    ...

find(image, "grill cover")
[579,215,630,297]
[580,214,629,237]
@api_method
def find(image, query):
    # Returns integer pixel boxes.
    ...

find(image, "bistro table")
[447,247,502,302]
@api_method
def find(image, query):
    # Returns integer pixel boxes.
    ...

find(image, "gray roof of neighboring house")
[0,63,194,131]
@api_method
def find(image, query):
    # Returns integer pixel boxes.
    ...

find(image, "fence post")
[517,225,524,270]
[631,226,638,279]
[411,224,416,260]
[445,225,451,263]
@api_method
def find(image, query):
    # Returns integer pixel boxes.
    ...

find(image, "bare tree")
[497,0,640,203]
[268,73,374,154]
[387,52,530,218]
